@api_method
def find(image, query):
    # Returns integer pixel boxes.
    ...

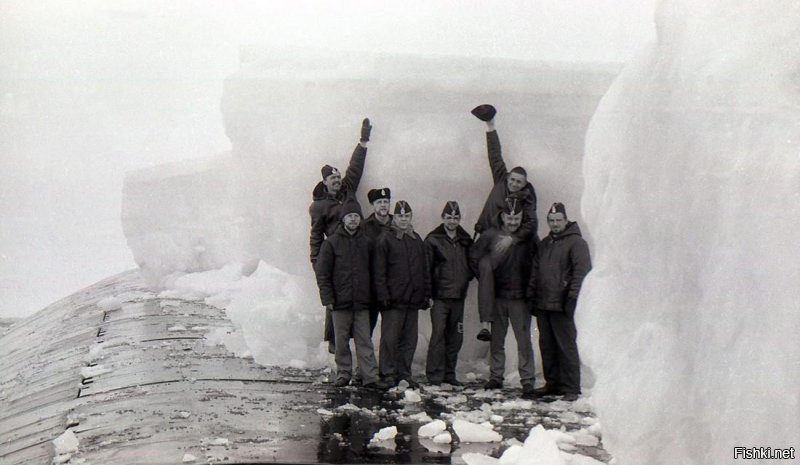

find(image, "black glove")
[564,298,577,318]
[471,104,496,122]
[381,299,391,310]
[360,118,372,142]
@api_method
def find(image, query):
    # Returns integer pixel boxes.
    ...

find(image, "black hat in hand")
[471,104,496,122]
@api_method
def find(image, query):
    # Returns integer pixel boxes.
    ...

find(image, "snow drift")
[580,1,800,463]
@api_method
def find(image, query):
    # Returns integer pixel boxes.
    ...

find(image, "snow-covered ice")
[581,1,800,464]
[453,419,502,443]
[418,419,447,438]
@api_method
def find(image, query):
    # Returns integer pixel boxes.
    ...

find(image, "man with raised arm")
[309,118,373,353]
[471,105,538,342]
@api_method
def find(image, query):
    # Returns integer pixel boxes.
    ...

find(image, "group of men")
[309,106,592,400]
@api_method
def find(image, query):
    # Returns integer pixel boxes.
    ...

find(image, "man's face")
[372,198,390,217]
[547,212,567,234]
[442,213,461,233]
[342,213,361,233]
[501,211,523,233]
[323,173,342,194]
[394,212,413,231]
[507,172,527,193]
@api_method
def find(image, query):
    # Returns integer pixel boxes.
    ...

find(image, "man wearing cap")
[309,118,373,353]
[471,105,538,343]
[361,187,393,333]
[374,200,431,388]
[315,199,390,390]
[469,198,536,396]
[424,201,474,386]
[527,203,592,401]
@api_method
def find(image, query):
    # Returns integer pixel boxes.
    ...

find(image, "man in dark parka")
[309,118,372,352]
[361,187,393,333]
[469,199,536,396]
[374,200,431,388]
[424,201,473,386]
[315,199,389,390]
[527,202,592,401]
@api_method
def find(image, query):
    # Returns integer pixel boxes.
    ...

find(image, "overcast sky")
[0,0,657,318]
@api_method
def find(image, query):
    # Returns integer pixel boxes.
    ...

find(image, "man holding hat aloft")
[374,200,431,388]
[469,198,536,396]
[315,199,390,390]
[470,105,539,343]
[424,201,474,386]
[309,118,373,353]
[527,202,592,401]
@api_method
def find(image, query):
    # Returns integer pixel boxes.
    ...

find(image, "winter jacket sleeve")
[373,234,390,303]
[486,130,508,185]
[515,188,538,243]
[567,238,592,300]
[424,236,436,297]
[315,239,336,306]
[526,249,540,301]
[342,144,367,194]
[309,202,326,264]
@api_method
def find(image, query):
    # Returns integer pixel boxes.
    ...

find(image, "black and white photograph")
[1,1,798,464]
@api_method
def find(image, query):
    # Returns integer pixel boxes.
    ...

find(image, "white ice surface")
[581,1,800,464]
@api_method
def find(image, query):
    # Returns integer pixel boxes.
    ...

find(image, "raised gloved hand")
[360,118,372,142]
[471,104,496,122]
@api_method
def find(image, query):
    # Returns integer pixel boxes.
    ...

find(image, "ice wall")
[121,50,615,374]
[580,2,800,463]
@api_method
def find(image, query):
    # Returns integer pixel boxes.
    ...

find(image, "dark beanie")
[394,200,412,215]
[503,197,523,215]
[441,200,461,217]
[368,187,391,204]
[321,164,340,179]
[340,199,363,219]
[548,202,567,216]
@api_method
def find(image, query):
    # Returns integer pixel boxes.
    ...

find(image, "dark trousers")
[536,311,581,393]
[332,309,379,384]
[425,299,465,383]
[477,255,496,322]
[489,298,535,383]
[379,308,419,382]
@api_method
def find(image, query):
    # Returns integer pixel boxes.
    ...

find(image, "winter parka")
[314,224,373,311]
[469,226,534,300]
[361,213,393,241]
[474,130,538,243]
[424,224,474,300]
[308,144,367,264]
[527,221,592,312]
[374,229,430,310]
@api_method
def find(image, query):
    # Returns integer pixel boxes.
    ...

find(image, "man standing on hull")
[361,187,393,333]
[469,199,536,397]
[309,118,373,354]
[471,105,538,342]
[314,199,390,391]
[424,201,474,386]
[527,203,592,401]
[374,200,431,388]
